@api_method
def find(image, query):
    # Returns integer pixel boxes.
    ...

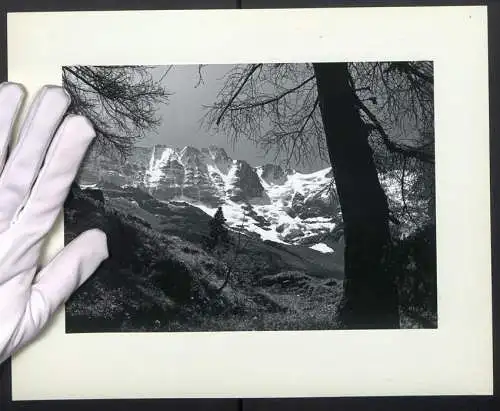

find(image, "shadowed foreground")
[64,185,436,333]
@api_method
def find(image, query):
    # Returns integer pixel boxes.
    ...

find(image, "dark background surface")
[0,0,498,410]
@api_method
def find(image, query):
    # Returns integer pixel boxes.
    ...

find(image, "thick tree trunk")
[313,62,400,329]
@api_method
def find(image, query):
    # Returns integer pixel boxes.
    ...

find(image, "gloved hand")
[0,82,109,365]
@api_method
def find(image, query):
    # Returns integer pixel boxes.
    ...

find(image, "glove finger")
[0,82,25,173]
[0,86,70,232]
[13,229,108,352]
[12,114,95,240]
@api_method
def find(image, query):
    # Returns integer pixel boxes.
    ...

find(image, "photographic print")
[8,7,491,400]
[64,62,436,333]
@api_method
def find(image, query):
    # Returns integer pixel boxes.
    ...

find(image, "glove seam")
[11,115,73,227]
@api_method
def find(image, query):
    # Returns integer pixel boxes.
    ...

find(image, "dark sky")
[142,65,328,172]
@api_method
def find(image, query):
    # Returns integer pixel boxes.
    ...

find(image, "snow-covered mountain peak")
[179,145,202,160]
[258,164,287,185]
[203,145,231,163]
[79,143,340,251]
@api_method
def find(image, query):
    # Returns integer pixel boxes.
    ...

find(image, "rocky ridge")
[78,144,342,250]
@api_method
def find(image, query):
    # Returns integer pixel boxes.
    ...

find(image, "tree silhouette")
[209,207,229,249]
[313,63,398,328]
[203,61,434,329]
[62,65,171,159]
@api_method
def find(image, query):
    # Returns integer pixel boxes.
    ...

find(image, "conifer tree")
[209,207,229,248]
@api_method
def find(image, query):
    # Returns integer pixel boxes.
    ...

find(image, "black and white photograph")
[7,6,491,400]
[63,61,436,333]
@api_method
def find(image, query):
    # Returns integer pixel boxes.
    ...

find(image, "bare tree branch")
[195,64,207,88]
[216,216,250,293]
[62,65,171,159]
[216,64,263,126]
[354,94,434,164]
[229,75,315,111]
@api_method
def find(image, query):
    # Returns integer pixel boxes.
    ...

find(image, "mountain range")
[78,144,344,252]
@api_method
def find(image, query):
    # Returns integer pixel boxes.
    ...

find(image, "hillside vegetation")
[65,182,436,332]
[65,185,345,332]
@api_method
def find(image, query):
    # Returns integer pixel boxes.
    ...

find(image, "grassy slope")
[65,186,344,333]
[65,185,436,332]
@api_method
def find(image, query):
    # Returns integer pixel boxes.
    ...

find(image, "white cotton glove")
[0,82,109,365]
